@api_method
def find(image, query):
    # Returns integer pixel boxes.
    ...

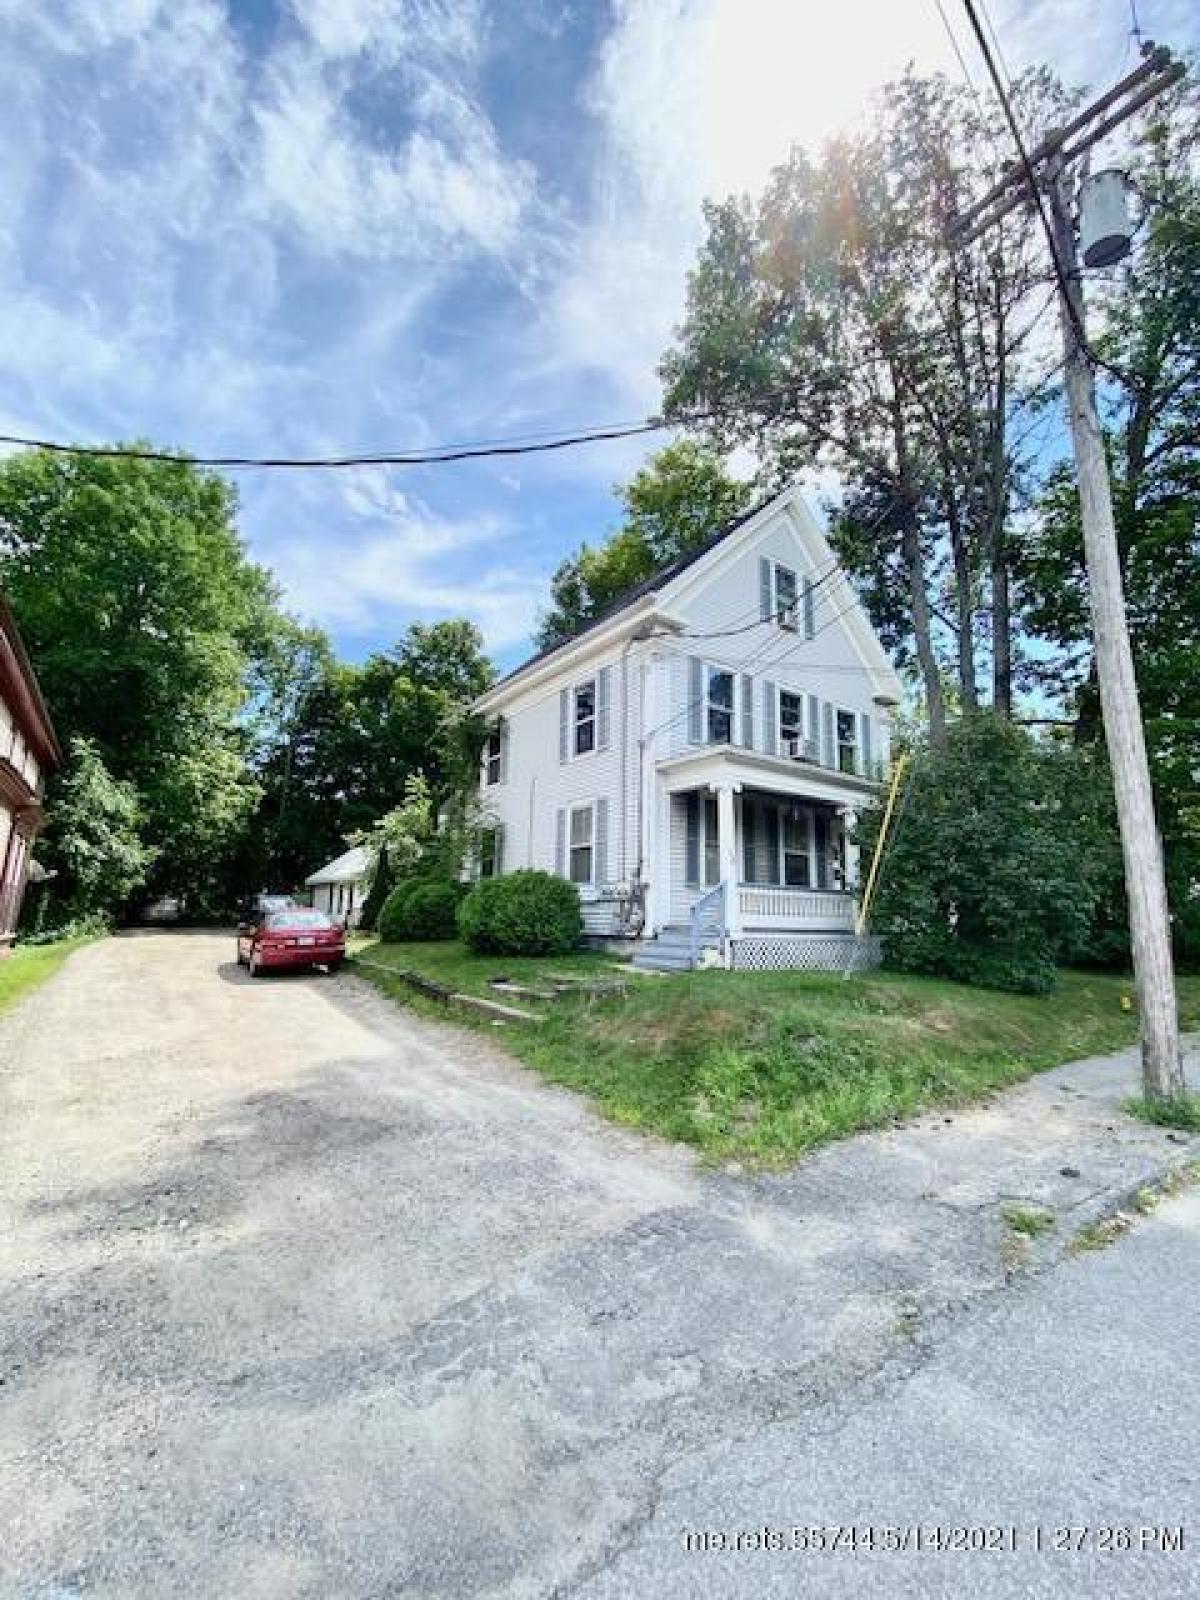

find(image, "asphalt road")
[0,931,1196,1599]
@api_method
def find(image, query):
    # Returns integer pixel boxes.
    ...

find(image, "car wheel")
[326,958,343,974]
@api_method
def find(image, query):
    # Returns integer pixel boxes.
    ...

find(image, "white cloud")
[268,479,539,649]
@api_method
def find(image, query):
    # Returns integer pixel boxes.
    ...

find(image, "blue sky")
[2,0,1195,674]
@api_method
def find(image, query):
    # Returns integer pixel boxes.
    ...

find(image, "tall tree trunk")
[991,545,1012,718]
[950,507,979,711]
[902,505,946,744]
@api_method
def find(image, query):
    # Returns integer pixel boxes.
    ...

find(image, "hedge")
[457,870,582,956]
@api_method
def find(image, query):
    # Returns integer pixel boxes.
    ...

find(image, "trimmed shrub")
[457,870,583,956]
[378,877,464,943]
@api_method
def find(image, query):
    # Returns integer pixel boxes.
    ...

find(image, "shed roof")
[305,844,369,886]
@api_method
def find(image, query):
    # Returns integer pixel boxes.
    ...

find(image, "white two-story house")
[471,483,903,971]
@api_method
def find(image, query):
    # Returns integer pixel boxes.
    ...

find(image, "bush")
[378,877,464,942]
[457,870,583,956]
[857,714,1112,995]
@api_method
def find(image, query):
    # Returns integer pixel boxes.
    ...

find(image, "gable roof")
[0,592,61,770]
[488,489,775,695]
[306,844,369,886]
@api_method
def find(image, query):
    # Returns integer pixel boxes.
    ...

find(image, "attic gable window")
[759,557,815,637]
[774,563,798,630]
[574,680,596,754]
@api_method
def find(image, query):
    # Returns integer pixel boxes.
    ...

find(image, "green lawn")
[356,939,1200,1168]
[0,935,97,1018]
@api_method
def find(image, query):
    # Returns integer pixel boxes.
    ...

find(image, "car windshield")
[266,910,333,931]
[257,895,294,911]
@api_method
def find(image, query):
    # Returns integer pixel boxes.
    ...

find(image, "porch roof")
[656,745,880,808]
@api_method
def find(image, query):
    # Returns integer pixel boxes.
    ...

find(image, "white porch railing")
[738,885,855,929]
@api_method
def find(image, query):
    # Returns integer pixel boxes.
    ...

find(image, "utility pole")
[949,40,1187,1102]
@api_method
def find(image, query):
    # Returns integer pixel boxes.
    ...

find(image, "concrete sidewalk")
[0,933,1196,1597]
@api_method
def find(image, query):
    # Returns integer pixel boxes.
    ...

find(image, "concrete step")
[632,952,694,972]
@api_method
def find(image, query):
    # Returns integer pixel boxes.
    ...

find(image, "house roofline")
[0,593,61,770]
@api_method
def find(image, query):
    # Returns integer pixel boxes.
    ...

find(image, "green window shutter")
[594,798,609,886]
[685,792,700,884]
[558,690,569,764]
[759,557,772,621]
[860,713,872,778]
[743,799,757,883]
[555,808,566,876]
[688,657,704,744]
[803,575,816,638]
[761,680,777,755]
[822,702,835,768]
[764,805,780,884]
[498,720,509,783]
[807,694,819,759]
[597,666,612,750]
[740,673,754,748]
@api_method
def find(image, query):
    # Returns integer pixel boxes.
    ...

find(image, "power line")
[958,0,1132,388]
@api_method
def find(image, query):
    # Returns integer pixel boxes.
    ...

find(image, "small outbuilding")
[306,845,370,927]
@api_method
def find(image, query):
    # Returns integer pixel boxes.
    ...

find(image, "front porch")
[635,768,882,972]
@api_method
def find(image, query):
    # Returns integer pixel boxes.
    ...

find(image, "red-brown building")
[0,594,60,952]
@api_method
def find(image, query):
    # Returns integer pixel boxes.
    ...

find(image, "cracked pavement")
[0,931,1196,1598]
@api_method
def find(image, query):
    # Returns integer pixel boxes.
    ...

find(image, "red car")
[236,907,345,977]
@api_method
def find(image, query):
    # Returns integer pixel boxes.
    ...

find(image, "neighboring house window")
[779,690,804,755]
[783,809,812,887]
[569,803,594,884]
[836,709,859,774]
[483,729,503,786]
[479,827,501,879]
[574,680,596,755]
[706,667,734,744]
[774,563,798,629]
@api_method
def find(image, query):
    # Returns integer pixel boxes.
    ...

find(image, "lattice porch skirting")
[729,933,883,972]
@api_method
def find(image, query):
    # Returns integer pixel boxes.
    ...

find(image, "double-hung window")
[569,804,594,885]
[782,810,812,887]
[483,729,503,786]
[836,710,859,775]
[574,681,596,755]
[478,827,501,879]
[779,690,804,755]
[706,667,734,744]
[774,563,798,630]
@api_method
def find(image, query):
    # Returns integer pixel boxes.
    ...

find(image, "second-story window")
[483,729,503,786]
[706,667,734,744]
[574,680,596,755]
[779,690,804,755]
[836,710,859,774]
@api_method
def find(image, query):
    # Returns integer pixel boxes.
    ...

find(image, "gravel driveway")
[1,932,1196,1598]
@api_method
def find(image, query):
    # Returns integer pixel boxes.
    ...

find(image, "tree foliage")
[536,441,752,647]
[860,716,1115,992]
[660,70,1072,732]
[0,448,275,907]
[41,738,157,920]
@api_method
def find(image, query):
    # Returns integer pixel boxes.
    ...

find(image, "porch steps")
[630,925,706,973]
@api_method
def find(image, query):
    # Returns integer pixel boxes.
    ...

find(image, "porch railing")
[738,886,855,927]
[690,881,727,966]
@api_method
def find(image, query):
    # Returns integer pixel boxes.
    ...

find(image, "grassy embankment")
[0,935,97,1019]
[356,938,1200,1167]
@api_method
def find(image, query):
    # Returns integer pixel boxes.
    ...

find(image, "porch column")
[715,780,742,937]
[840,805,861,891]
